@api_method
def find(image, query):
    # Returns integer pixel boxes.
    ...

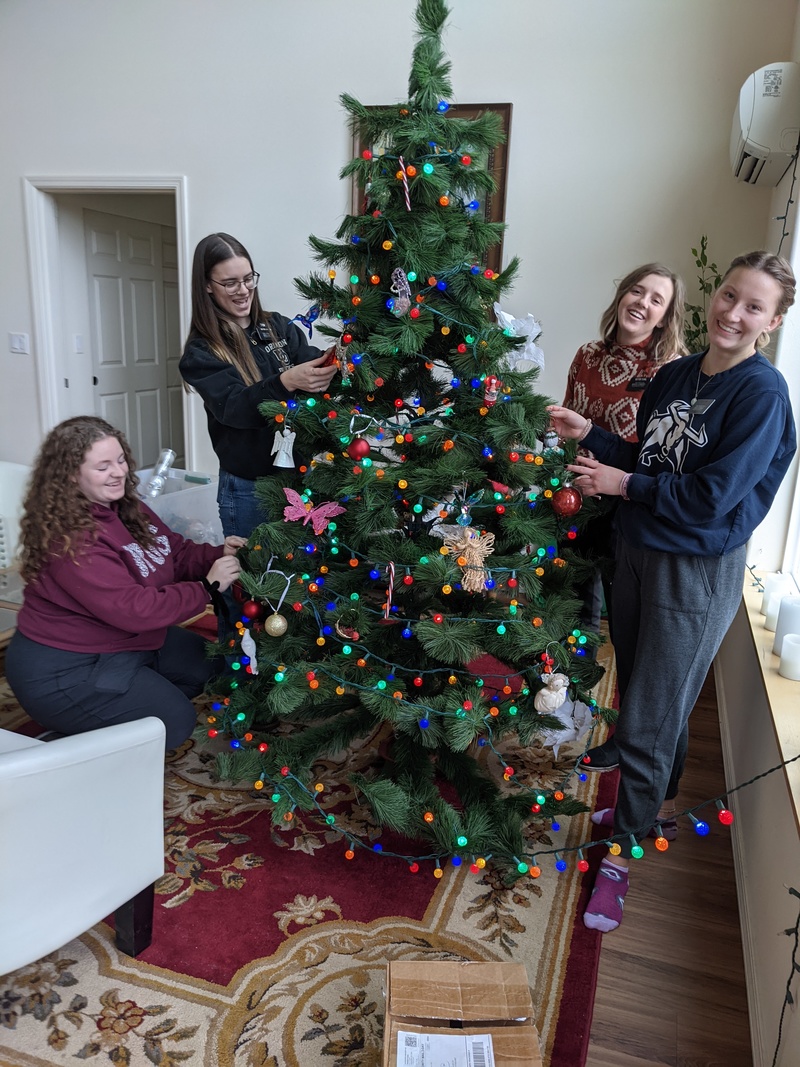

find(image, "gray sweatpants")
[610,539,746,857]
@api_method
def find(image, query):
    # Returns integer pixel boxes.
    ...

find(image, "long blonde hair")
[600,263,688,361]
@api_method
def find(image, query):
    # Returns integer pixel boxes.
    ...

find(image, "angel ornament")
[271,427,296,468]
[534,673,593,758]
[442,526,496,593]
[533,672,570,712]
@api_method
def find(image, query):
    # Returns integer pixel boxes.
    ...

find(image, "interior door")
[84,208,183,468]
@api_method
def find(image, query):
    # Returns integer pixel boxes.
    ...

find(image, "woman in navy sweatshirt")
[547,251,797,933]
[6,416,244,749]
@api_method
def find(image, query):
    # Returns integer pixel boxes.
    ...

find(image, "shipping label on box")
[396,1029,494,1066]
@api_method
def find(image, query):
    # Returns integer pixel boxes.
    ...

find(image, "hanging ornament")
[289,305,320,339]
[533,672,569,712]
[242,600,262,620]
[454,487,484,526]
[442,527,496,593]
[347,436,371,460]
[551,486,582,517]
[335,620,360,643]
[390,268,412,315]
[271,426,296,468]
[382,561,396,621]
[397,155,412,211]
[241,627,259,674]
[542,429,563,453]
[483,375,501,406]
[264,613,288,637]
[250,559,293,638]
[283,487,346,534]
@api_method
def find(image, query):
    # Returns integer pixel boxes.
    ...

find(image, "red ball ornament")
[342,333,353,345]
[409,307,421,319]
[551,486,582,517]
[361,149,373,160]
[346,436,370,460]
[242,600,262,619]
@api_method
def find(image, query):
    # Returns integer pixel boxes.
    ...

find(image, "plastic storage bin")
[0,462,31,569]
[136,468,222,545]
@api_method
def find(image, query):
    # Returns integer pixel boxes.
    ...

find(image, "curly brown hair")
[19,416,156,583]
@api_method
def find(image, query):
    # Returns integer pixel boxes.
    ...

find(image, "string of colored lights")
[770,885,800,1067]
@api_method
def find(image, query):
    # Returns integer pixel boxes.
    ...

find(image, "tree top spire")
[408,0,453,109]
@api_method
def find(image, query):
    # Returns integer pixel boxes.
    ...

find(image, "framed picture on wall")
[351,102,512,274]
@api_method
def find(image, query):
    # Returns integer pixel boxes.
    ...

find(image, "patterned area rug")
[0,643,616,1067]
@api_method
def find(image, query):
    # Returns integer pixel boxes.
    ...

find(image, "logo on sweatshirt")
[122,530,172,577]
[638,399,711,474]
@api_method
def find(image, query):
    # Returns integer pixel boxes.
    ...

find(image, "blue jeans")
[216,470,267,539]
[216,471,268,642]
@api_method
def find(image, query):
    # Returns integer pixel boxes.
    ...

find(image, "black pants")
[574,505,618,641]
[5,627,215,750]
[610,540,746,856]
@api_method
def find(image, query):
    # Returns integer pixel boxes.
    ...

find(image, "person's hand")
[223,535,247,556]
[280,353,338,393]
[567,456,626,497]
[206,555,241,592]
[545,404,590,441]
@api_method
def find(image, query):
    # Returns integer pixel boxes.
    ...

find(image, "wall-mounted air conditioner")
[730,62,800,187]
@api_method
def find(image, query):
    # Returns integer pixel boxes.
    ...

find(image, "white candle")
[764,588,791,632]
[760,573,794,615]
[778,634,800,681]
[773,595,800,656]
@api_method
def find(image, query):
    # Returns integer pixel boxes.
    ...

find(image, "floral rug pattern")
[0,641,615,1067]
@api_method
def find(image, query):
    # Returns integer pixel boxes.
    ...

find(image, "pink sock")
[583,858,629,933]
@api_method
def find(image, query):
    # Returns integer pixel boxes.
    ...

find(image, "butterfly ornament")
[282,488,346,535]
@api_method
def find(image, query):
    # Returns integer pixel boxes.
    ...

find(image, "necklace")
[689,361,716,415]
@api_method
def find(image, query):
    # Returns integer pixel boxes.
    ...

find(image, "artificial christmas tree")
[208,0,611,880]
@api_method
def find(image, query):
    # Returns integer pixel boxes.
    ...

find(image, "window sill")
[741,574,800,833]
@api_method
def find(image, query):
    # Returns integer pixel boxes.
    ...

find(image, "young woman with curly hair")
[6,416,244,749]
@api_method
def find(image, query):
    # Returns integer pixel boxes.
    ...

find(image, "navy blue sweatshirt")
[581,351,796,556]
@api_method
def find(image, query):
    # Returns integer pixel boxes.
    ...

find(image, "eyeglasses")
[209,271,260,295]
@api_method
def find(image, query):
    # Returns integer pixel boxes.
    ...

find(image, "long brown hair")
[18,416,155,583]
[599,263,688,361]
[187,232,270,386]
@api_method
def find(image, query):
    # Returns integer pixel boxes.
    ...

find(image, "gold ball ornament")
[264,613,288,637]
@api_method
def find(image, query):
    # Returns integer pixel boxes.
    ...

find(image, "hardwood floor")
[585,669,753,1067]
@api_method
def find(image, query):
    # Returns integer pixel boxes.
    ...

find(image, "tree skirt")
[0,645,616,1067]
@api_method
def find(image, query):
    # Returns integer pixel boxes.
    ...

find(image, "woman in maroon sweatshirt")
[6,416,243,749]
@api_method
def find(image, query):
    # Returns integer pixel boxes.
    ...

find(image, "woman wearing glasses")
[179,233,337,539]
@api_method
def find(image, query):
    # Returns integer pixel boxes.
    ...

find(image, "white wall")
[0,0,797,470]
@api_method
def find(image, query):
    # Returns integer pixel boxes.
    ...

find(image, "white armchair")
[0,717,166,976]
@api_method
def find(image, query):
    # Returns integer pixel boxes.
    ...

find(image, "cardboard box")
[382,960,542,1067]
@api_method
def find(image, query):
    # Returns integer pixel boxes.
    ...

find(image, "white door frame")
[22,175,200,466]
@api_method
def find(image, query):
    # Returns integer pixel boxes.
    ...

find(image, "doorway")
[23,176,199,469]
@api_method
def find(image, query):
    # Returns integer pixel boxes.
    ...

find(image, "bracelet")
[619,474,632,500]
[577,418,592,442]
